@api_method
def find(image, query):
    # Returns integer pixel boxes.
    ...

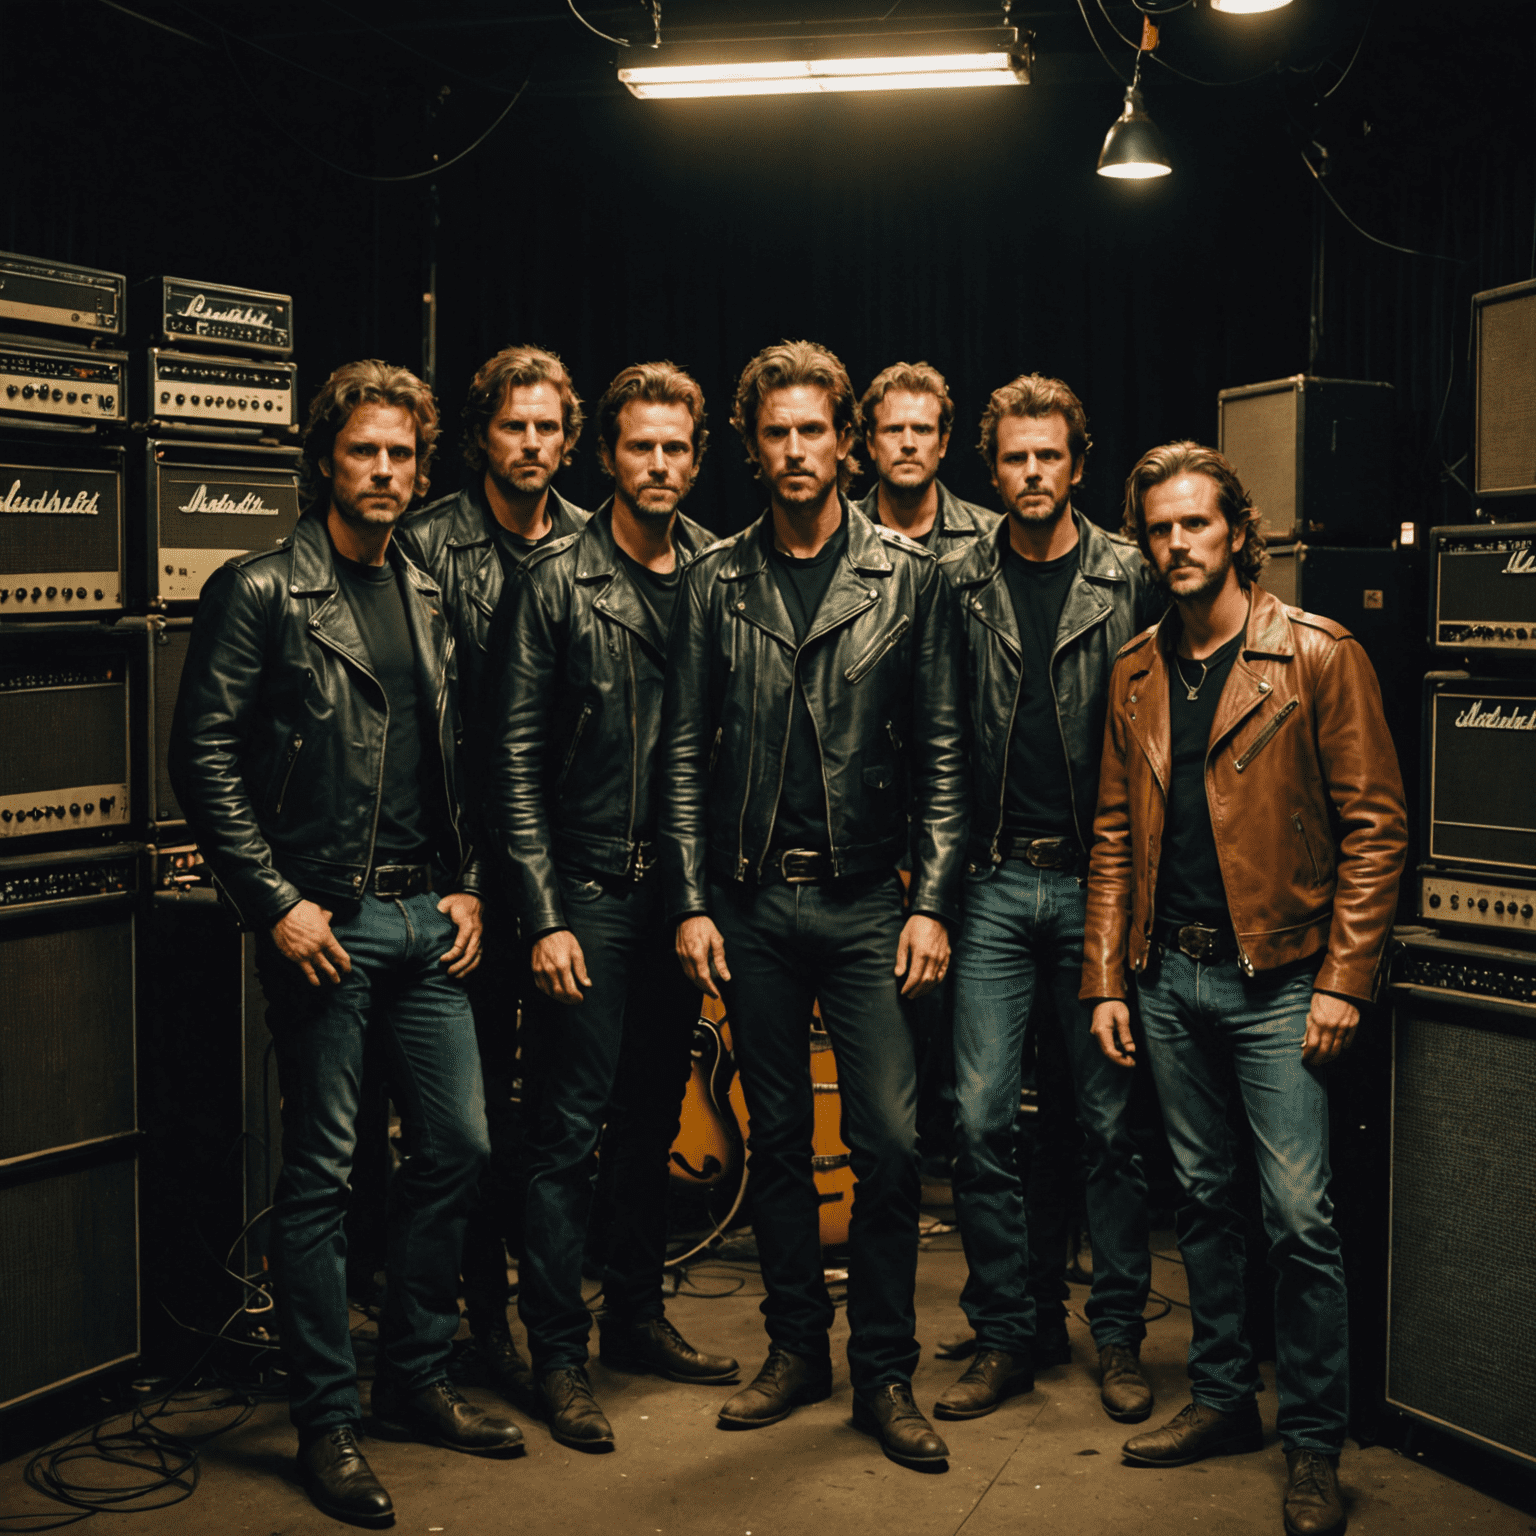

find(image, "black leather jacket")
[854,479,1000,551]
[484,503,716,934]
[660,501,968,925]
[168,511,478,928]
[940,509,1163,867]
[395,480,590,710]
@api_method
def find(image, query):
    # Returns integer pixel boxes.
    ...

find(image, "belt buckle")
[1025,838,1067,870]
[779,849,821,885]
[1176,923,1221,963]
[374,863,424,899]
[630,842,656,881]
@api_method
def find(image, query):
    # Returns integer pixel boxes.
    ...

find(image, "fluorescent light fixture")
[1096,84,1172,179]
[1209,0,1293,11]
[618,27,1032,100]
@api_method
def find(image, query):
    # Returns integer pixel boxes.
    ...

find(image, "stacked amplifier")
[1384,278,1536,1471]
[0,251,302,1411]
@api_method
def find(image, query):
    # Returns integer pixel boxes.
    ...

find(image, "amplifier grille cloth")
[0,1158,138,1409]
[1221,388,1297,537]
[0,685,125,794]
[153,630,189,823]
[0,507,118,571]
[1389,1010,1536,1460]
[0,910,135,1161]
[1477,290,1536,496]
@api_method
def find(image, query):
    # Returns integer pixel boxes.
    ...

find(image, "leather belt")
[1153,917,1238,964]
[762,848,829,886]
[998,833,1080,872]
[369,863,434,899]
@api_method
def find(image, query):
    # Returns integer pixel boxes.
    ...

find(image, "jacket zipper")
[991,663,1025,864]
[1234,699,1299,773]
[559,703,592,787]
[708,726,723,775]
[625,636,639,867]
[887,720,902,755]
[736,662,759,879]
[844,614,910,683]
[759,653,800,878]
[273,732,304,815]
[309,618,388,891]
[1293,811,1323,884]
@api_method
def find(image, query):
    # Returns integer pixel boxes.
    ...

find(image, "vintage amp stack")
[1383,278,1536,1471]
[0,254,301,1411]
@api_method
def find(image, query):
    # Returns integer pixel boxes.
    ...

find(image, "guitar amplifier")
[0,333,126,427]
[0,632,131,845]
[137,348,297,438]
[0,444,124,617]
[0,845,141,1410]
[133,438,302,607]
[137,276,293,359]
[121,615,192,832]
[1386,930,1536,1467]
[1430,521,1536,654]
[1474,279,1536,499]
[1417,673,1536,940]
[0,251,125,338]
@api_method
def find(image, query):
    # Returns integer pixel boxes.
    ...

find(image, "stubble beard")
[1009,487,1071,531]
[492,458,555,499]
[332,485,405,529]
[1160,547,1234,602]
[622,485,681,523]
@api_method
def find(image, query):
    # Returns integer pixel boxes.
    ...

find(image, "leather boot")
[932,1349,1034,1420]
[1035,1316,1073,1368]
[1098,1342,1154,1423]
[852,1383,950,1468]
[539,1366,615,1451]
[1122,1399,1264,1467]
[297,1425,394,1526]
[371,1378,524,1456]
[717,1347,833,1428]
[477,1330,537,1410]
[600,1315,740,1384]
[1284,1449,1347,1536]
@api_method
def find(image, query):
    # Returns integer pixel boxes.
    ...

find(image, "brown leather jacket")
[1080,585,1407,1004]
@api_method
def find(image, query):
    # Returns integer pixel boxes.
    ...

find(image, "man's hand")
[272,900,351,988]
[1092,1000,1136,1067]
[1302,992,1359,1066]
[895,914,949,999]
[531,928,591,1005]
[437,892,483,978]
[676,916,730,998]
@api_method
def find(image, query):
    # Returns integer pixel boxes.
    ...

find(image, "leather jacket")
[484,502,715,934]
[660,501,968,925]
[168,510,478,929]
[395,480,590,710]
[854,479,1001,551]
[1080,585,1407,1002]
[940,510,1163,865]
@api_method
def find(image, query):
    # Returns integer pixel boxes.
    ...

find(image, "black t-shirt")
[614,549,681,842]
[332,548,439,866]
[766,513,849,853]
[874,497,939,548]
[616,546,682,643]
[1000,542,1079,842]
[487,510,560,580]
[1154,629,1246,927]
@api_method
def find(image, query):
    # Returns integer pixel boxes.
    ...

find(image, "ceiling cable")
[568,0,630,47]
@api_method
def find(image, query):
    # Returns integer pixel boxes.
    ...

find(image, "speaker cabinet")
[123,615,192,834]
[1217,375,1395,546]
[1388,932,1536,1467]
[1474,279,1536,498]
[0,848,141,1410]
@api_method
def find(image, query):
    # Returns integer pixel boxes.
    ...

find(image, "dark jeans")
[460,908,530,1339]
[952,862,1150,1354]
[258,891,489,1433]
[1137,946,1347,1454]
[518,872,697,1374]
[710,874,921,1394]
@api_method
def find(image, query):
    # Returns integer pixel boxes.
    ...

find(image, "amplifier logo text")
[180,293,276,330]
[0,478,100,515]
[1501,548,1536,576]
[1454,700,1536,731]
[176,483,280,517]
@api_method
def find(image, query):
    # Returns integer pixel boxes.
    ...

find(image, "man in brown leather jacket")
[1081,442,1406,1536]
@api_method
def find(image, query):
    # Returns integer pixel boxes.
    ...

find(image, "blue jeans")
[710,874,921,1393]
[257,891,490,1434]
[952,862,1150,1353]
[1136,946,1347,1454]
[519,873,697,1373]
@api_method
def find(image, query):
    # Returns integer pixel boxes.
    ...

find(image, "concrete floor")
[3,1223,1533,1535]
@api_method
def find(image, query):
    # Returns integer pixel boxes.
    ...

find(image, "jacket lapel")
[583,505,665,654]
[953,521,1021,657]
[804,506,885,645]
[290,514,379,687]
[1208,590,1293,752]
[721,514,798,650]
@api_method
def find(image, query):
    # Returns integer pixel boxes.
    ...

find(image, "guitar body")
[809,1007,855,1250]
[669,993,743,1194]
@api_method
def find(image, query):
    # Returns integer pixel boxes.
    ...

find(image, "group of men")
[168,338,1407,1536]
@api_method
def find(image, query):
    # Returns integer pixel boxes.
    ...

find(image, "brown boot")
[1283,1450,1346,1536]
[852,1383,950,1468]
[1121,1399,1263,1467]
[1098,1342,1153,1423]
[932,1349,1034,1420]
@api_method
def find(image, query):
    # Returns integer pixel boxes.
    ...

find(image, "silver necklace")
[1174,653,1208,702]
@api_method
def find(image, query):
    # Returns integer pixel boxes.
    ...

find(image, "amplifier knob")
[1520,629,1530,641]
[238,398,248,409]
[1496,901,1506,914]
[41,807,52,820]
[215,396,224,406]
[83,802,94,814]
[0,811,9,822]
[62,588,72,601]
[45,586,55,599]
[76,588,85,599]
[102,395,113,408]
[93,589,103,600]
[263,400,273,411]
[81,392,91,404]
[21,385,33,398]
[30,587,39,600]
[1478,898,1489,912]
[4,385,15,397]
[69,804,79,816]
[190,394,200,405]
[1449,893,1460,908]
[1428,893,1441,908]
[1524,905,1534,919]
[12,588,23,601]
[50,388,62,401]
[175,393,184,405]
[160,391,170,404]
[66,391,76,403]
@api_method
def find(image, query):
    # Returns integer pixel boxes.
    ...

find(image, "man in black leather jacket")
[169,361,521,1526]
[661,340,967,1470]
[933,374,1163,1428]
[483,362,738,1450]
[394,344,590,1405]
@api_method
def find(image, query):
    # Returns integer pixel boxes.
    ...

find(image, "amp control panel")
[0,850,138,909]
[1420,871,1536,935]
[1391,930,1536,1007]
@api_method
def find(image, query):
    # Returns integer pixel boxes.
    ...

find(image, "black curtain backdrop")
[1,0,1532,536]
